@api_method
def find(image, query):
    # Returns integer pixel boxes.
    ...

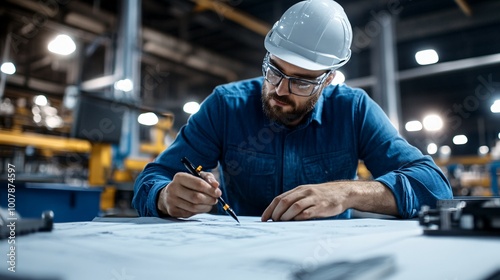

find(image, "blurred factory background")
[0,0,499,221]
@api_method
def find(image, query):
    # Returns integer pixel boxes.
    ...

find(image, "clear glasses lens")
[262,56,325,97]
[265,67,282,85]
[290,80,316,95]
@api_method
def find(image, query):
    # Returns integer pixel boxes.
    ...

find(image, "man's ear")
[325,71,336,85]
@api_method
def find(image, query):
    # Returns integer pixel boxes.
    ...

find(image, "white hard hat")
[264,0,352,71]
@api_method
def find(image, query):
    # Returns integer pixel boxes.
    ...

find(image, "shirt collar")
[285,92,325,130]
[310,93,325,125]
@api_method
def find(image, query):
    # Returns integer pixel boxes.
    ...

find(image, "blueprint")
[2,214,499,280]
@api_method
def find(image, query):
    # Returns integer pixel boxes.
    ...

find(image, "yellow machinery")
[0,113,174,212]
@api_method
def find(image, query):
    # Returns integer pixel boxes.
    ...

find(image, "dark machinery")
[419,198,500,236]
[0,209,54,239]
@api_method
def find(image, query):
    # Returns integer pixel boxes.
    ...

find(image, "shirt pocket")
[302,151,354,184]
[223,147,276,210]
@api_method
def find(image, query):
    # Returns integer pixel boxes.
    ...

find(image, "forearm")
[343,180,398,217]
[374,158,452,218]
[132,162,172,217]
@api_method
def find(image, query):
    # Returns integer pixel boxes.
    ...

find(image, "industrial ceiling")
[1,0,500,156]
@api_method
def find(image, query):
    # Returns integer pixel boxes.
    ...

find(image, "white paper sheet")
[1,214,498,280]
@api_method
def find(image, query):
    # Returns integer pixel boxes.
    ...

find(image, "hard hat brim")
[264,31,350,71]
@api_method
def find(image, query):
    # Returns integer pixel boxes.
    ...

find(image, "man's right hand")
[157,172,221,218]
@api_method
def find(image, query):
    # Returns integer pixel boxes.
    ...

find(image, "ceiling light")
[453,135,468,145]
[491,100,500,113]
[1,62,16,75]
[34,95,48,106]
[422,114,443,131]
[41,106,58,116]
[114,79,134,92]
[331,71,345,85]
[33,114,42,123]
[415,49,439,65]
[478,145,489,155]
[427,143,437,155]
[48,34,76,55]
[439,145,451,155]
[183,101,200,115]
[405,120,422,132]
[32,106,40,115]
[137,112,159,126]
[45,115,63,128]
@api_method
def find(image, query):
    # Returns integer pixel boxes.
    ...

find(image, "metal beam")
[6,7,105,42]
[80,75,116,91]
[30,56,52,71]
[345,76,376,89]
[191,0,271,36]
[29,78,66,94]
[0,131,91,153]
[397,53,500,81]
[6,0,248,87]
[65,12,107,34]
[6,0,59,17]
[142,28,242,81]
[397,0,500,42]
[346,52,500,88]
[6,74,65,94]
[66,0,115,27]
[454,0,472,16]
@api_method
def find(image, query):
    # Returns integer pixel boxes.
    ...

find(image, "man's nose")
[275,78,290,96]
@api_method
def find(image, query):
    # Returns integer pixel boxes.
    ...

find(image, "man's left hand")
[261,183,350,221]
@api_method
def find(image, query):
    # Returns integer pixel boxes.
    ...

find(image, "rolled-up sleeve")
[132,164,171,217]
[355,93,453,218]
[132,89,225,216]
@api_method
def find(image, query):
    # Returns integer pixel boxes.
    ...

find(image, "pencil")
[181,157,240,223]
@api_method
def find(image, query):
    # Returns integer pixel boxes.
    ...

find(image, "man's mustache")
[268,92,293,106]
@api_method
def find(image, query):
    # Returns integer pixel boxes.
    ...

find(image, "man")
[132,0,452,221]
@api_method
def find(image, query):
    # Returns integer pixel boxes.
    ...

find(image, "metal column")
[371,13,401,131]
[0,29,12,100]
[114,0,142,165]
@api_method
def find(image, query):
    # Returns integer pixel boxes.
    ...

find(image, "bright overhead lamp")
[331,71,345,85]
[478,146,489,155]
[453,135,468,145]
[440,145,451,155]
[48,34,76,55]
[422,114,443,131]
[137,112,159,126]
[45,115,63,128]
[114,79,134,92]
[491,100,500,113]
[427,143,437,155]
[183,101,200,115]
[415,49,439,65]
[405,120,422,132]
[34,95,48,106]
[1,62,16,75]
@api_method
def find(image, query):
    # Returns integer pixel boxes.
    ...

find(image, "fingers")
[280,198,314,221]
[167,197,213,217]
[158,172,222,218]
[261,188,311,221]
[166,206,196,219]
[178,172,221,200]
[200,171,220,189]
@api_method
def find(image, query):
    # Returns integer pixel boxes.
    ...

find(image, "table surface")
[2,214,500,280]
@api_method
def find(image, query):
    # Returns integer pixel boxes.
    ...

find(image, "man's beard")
[261,83,320,126]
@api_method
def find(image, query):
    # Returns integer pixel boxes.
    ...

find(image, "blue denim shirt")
[132,77,452,218]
